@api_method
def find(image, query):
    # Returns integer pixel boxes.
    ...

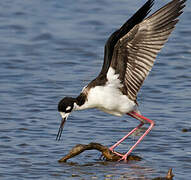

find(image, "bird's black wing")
[99,0,154,76]
[110,0,186,101]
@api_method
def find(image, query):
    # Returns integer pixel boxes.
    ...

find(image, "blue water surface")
[0,0,191,179]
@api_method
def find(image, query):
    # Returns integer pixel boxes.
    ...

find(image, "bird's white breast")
[75,68,136,116]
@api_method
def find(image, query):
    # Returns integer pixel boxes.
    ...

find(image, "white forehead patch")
[66,106,71,111]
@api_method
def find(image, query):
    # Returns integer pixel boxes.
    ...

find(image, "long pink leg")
[120,111,155,161]
[109,122,144,157]
[109,111,155,161]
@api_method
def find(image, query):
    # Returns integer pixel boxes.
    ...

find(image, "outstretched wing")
[99,0,154,76]
[110,0,186,101]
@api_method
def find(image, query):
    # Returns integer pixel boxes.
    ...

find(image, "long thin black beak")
[56,117,66,141]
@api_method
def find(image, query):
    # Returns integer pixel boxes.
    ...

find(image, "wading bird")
[57,0,186,161]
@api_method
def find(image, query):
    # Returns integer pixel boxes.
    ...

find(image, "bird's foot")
[112,151,123,157]
[109,148,123,157]
[99,148,123,161]
[118,154,129,162]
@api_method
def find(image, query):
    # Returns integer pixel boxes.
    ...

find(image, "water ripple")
[0,0,190,179]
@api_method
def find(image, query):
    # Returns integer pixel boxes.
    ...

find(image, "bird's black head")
[56,97,76,141]
[58,97,76,113]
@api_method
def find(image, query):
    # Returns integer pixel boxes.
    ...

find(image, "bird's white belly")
[78,85,136,116]
[95,86,136,116]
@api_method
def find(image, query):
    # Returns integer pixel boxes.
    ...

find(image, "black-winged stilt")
[57,0,186,161]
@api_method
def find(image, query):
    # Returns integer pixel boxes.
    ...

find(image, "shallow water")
[0,0,191,179]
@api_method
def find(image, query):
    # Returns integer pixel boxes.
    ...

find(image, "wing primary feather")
[99,0,154,76]
[109,0,186,101]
